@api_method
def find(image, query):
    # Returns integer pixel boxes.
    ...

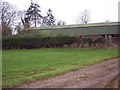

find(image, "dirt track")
[17,58,119,88]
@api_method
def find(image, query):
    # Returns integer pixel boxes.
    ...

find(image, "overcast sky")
[3,0,120,25]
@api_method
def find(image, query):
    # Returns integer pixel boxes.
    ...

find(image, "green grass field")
[2,48,118,87]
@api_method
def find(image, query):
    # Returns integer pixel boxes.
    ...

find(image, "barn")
[34,22,119,36]
[33,22,120,44]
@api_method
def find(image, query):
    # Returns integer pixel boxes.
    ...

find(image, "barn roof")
[34,22,120,30]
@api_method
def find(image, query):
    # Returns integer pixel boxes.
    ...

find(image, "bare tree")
[2,22,12,36]
[0,1,20,35]
[105,20,112,23]
[0,0,2,30]
[1,1,19,26]
[15,10,30,29]
[14,22,22,35]
[76,9,90,24]
[57,20,66,26]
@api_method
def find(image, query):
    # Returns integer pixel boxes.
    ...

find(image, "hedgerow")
[2,34,106,49]
[2,35,76,49]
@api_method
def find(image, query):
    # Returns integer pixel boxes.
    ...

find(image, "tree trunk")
[35,14,36,27]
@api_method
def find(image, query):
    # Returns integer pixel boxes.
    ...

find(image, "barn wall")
[49,25,119,35]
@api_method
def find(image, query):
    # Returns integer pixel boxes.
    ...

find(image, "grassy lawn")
[2,48,118,87]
